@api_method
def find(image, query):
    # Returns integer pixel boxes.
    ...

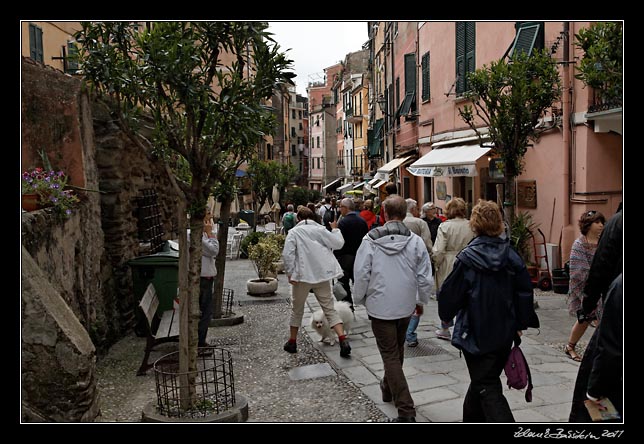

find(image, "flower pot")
[246,278,278,296]
[22,193,39,211]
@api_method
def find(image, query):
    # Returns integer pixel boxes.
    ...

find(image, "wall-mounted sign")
[489,158,505,179]
[436,181,447,200]
[517,180,537,208]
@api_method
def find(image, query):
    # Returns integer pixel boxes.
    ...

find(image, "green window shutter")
[421,52,430,102]
[404,53,416,113]
[455,22,466,94]
[67,42,79,73]
[404,53,416,93]
[464,22,476,92]
[368,119,384,157]
[29,24,43,63]
[511,22,543,58]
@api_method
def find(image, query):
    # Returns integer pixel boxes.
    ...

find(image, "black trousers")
[337,254,355,306]
[462,346,515,422]
[569,328,623,422]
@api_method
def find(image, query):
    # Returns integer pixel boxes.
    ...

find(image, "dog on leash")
[310,300,353,346]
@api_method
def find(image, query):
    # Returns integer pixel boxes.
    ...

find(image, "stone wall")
[22,247,100,422]
[21,57,180,422]
[92,102,179,332]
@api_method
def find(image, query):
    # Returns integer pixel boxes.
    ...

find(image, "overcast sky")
[268,22,369,96]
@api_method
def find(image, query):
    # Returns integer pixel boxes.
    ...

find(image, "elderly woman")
[432,197,475,340]
[438,200,539,422]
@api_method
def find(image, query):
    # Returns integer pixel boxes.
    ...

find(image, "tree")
[247,159,297,212]
[574,22,623,110]
[458,50,561,225]
[75,21,293,412]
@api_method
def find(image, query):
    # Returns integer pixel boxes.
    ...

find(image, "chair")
[226,232,243,259]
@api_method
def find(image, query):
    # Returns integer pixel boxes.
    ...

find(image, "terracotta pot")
[22,193,39,211]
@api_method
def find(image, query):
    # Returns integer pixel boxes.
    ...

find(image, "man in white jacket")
[353,195,433,422]
[282,207,352,358]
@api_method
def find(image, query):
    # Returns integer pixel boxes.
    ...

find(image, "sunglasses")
[586,210,597,217]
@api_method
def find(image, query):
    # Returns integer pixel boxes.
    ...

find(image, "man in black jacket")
[334,198,369,310]
[586,273,622,420]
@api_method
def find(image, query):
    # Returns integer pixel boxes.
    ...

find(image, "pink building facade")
[407,21,621,267]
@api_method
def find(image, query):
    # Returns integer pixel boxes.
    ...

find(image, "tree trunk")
[505,174,516,227]
[177,201,196,409]
[213,198,232,319]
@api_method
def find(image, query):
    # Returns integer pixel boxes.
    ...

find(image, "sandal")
[564,343,582,362]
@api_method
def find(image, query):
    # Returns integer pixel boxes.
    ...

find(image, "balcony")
[585,89,622,135]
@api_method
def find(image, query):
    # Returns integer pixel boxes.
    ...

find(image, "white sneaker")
[435,328,451,340]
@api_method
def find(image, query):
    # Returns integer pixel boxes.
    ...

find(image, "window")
[299,110,302,119]
[292,145,296,156]
[456,22,476,95]
[317,157,321,169]
[510,22,544,58]
[317,136,320,148]
[292,109,296,119]
[397,53,417,118]
[421,52,430,102]
[29,23,43,63]
[66,42,80,74]
[291,127,296,137]
[299,122,303,130]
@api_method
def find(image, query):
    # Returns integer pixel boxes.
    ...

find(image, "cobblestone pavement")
[96,256,589,423]
[96,260,387,423]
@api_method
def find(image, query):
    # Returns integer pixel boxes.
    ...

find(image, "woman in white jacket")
[282,207,352,358]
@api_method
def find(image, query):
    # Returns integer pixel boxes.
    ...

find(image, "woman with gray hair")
[433,197,475,340]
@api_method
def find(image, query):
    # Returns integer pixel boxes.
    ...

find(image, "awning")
[367,177,381,186]
[353,180,368,189]
[369,179,387,189]
[322,178,342,190]
[377,156,412,174]
[407,145,492,177]
[337,182,354,193]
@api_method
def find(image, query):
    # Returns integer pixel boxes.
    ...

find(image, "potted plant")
[21,167,80,217]
[246,235,283,296]
[510,210,538,271]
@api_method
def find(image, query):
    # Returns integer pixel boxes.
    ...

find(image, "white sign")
[407,164,478,177]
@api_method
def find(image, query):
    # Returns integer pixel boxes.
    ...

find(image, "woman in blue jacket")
[438,200,539,422]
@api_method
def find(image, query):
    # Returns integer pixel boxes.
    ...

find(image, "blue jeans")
[406,313,420,343]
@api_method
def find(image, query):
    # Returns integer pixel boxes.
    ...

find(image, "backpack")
[283,212,295,231]
[504,336,533,402]
[322,205,335,227]
[370,214,381,230]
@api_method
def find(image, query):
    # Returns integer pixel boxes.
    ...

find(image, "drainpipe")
[562,22,571,228]
[560,21,574,265]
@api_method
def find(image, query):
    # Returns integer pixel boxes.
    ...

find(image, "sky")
[267,22,369,96]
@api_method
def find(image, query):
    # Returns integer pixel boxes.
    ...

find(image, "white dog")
[310,301,353,346]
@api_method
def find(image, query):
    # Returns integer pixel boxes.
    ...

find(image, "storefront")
[407,143,492,215]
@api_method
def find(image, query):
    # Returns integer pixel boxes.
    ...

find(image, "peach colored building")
[21,22,83,74]
[308,63,343,191]
[405,21,622,268]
